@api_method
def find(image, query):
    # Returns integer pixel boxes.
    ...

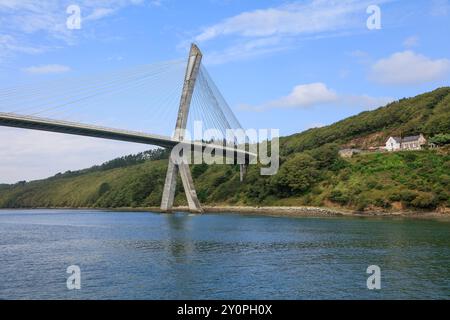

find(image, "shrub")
[373,197,391,209]
[192,163,208,179]
[308,143,340,169]
[402,152,418,162]
[329,189,350,205]
[355,196,369,211]
[399,190,417,202]
[130,174,156,204]
[388,192,401,202]
[245,175,272,202]
[98,182,111,196]
[213,172,229,187]
[411,193,437,209]
[439,174,450,186]
[429,133,450,146]
[366,180,379,190]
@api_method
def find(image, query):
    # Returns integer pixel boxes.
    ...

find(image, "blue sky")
[1,0,450,183]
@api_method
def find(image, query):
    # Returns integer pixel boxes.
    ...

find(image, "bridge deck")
[0,112,256,159]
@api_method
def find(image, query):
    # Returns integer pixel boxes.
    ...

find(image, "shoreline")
[1,205,449,220]
[203,206,449,220]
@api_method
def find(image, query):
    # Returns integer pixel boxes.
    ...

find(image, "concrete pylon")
[239,164,247,182]
[160,44,203,213]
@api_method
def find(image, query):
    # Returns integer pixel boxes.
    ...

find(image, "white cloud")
[203,37,289,65]
[268,83,339,108]
[0,0,146,60]
[195,0,375,42]
[0,35,45,61]
[0,127,150,184]
[0,2,71,43]
[370,51,450,85]
[240,82,393,111]
[23,64,71,74]
[150,0,163,7]
[189,0,392,63]
[85,8,116,21]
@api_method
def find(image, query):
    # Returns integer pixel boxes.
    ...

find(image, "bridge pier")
[160,44,203,213]
[160,158,178,211]
[239,164,247,182]
[161,158,202,213]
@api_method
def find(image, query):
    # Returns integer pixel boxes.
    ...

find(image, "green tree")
[98,182,111,196]
[273,153,319,196]
[430,133,450,146]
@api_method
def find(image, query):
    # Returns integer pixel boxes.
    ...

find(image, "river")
[0,209,449,299]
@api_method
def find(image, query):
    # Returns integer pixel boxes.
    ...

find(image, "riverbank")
[203,206,450,219]
[99,205,450,219]
[2,205,448,220]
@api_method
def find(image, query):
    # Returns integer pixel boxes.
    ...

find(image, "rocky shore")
[143,205,449,219]
[2,205,448,220]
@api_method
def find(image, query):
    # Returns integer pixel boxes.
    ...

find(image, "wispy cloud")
[403,36,419,48]
[430,0,450,16]
[0,35,46,62]
[239,82,393,112]
[370,51,450,85]
[203,37,289,65]
[150,0,163,7]
[84,7,117,22]
[23,64,71,74]
[0,0,147,61]
[189,0,392,64]
[196,1,364,41]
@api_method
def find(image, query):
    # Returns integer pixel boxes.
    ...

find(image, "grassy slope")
[280,87,450,154]
[1,88,449,212]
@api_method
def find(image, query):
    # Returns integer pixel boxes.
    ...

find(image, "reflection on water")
[0,209,449,299]
[165,213,196,259]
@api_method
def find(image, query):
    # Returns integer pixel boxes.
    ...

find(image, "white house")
[385,134,427,151]
[385,137,402,151]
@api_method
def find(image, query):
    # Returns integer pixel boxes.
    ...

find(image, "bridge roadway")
[0,112,256,161]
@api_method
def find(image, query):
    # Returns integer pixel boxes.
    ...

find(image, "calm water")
[0,209,449,300]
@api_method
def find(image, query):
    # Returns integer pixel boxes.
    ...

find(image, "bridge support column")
[179,162,202,211]
[239,164,247,182]
[161,158,178,211]
[161,158,202,212]
[160,44,203,213]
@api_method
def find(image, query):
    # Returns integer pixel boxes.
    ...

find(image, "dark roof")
[401,135,422,142]
[388,135,424,143]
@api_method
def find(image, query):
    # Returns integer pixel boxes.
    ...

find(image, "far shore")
[1,205,449,220]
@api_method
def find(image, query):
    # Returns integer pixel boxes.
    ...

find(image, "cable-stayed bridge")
[0,45,255,213]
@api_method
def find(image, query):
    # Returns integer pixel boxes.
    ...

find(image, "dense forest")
[1,87,449,213]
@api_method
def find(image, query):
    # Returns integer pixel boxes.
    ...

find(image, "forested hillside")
[1,87,449,213]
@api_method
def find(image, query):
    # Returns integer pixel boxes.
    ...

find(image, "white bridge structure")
[0,45,256,213]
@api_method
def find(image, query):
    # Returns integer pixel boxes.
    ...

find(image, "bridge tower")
[160,44,203,213]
